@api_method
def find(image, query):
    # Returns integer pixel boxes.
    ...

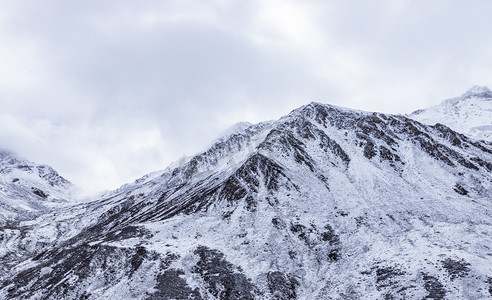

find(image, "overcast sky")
[1,0,491,194]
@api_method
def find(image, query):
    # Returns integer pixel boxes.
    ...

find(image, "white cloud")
[1,0,491,193]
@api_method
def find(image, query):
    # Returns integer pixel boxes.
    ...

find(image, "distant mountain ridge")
[409,85,492,142]
[0,149,75,223]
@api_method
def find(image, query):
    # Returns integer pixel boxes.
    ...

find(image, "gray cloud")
[1,0,491,193]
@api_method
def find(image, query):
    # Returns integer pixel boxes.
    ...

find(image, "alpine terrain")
[1,88,492,299]
[410,85,492,142]
[0,149,75,223]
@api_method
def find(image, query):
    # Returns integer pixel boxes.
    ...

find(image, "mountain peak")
[409,85,492,141]
[461,85,492,100]
[290,101,366,121]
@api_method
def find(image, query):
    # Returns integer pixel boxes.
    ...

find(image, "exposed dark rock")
[379,146,404,170]
[272,217,285,229]
[148,269,202,300]
[375,266,405,288]
[453,184,468,196]
[400,120,429,138]
[267,271,299,299]
[129,246,147,276]
[422,274,446,299]
[441,258,470,280]
[17,165,32,171]
[321,224,340,246]
[245,195,256,212]
[290,223,307,234]
[327,250,339,261]
[453,155,479,170]
[283,118,350,166]
[470,140,492,155]
[470,156,492,171]
[289,223,341,259]
[2,239,185,299]
[3,244,165,299]
[31,187,48,198]
[290,223,311,246]
[413,134,479,170]
[317,129,351,165]
[415,137,455,167]
[488,277,492,295]
[221,176,248,203]
[78,154,291,230]
[433,123,463,146]
[363,140,377,159]
[260,129,316,173]
[293,119,316,140]
[103,226,153,242]
[354,114,399,147]
[193,246,257,300]
[233,153,289,193]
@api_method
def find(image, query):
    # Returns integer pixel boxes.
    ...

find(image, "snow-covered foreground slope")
[410,86,492,142]
[1,102,492,299]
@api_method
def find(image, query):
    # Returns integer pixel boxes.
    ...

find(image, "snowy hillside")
[409,86,492,142]
[1,101,492,299]
[0,149,75,223]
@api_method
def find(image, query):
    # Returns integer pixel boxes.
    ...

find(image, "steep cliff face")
[410,85,492,142]
[1,101,492,299]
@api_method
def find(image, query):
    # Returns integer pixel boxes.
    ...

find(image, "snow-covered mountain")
[1,100,492,299]
[0,149,75,224]
[409,86,492,142]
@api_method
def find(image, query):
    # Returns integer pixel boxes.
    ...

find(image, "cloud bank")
[1,0,491,193]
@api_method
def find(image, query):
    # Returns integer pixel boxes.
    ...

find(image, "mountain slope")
[1,103,492,299]
[0,150,82,278]
[0,149,75,223]
[409,86,492,142]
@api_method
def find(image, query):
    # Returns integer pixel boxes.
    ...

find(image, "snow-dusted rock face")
[0,150,82,279]
[1,102,492,299]
[409,86,492,142]
[0,149,75,223]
